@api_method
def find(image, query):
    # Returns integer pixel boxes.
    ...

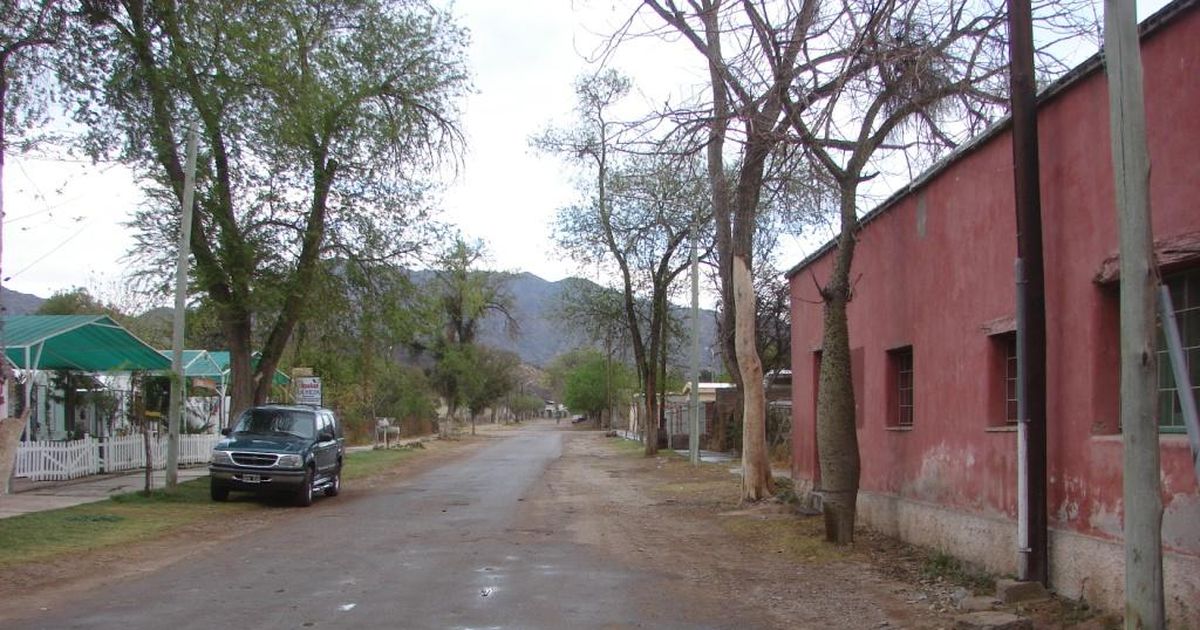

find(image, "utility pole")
[689,217,700,465]
[1103,1,1164,626]
[1006,0,1048,585]
[166,124,199,488]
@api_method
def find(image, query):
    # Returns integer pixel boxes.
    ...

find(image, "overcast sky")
[1,0,1171,303]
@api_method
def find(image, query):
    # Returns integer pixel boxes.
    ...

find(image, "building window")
[986,330,1019,428]
[888,346,914,427]
[1158,269,1199,433]
[1004,334,1019,424]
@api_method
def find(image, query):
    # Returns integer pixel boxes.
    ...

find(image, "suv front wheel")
[211,481,229,502]
[295,466,314,507]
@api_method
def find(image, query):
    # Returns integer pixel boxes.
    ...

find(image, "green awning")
[3,315,171,371]
[208,350,291,386]
[158,349,225,378]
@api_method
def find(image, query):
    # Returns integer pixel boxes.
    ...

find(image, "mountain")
[474,272,721,370]
[0,273,722,371]
[1,287,46,315]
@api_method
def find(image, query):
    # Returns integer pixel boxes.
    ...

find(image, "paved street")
[6,428,770,629]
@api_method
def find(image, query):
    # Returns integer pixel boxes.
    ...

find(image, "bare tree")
[774,0,1091,543]
[640,0,817,500]
[636,0,1092,519]
[535,70,712,455]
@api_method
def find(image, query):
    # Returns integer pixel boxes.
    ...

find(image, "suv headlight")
[211,450,233,465]
[276,454,303,468]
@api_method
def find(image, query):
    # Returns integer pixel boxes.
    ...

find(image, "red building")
[786,1,1199,621]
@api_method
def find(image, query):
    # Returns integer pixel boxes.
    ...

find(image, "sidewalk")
[0,467,211,520]
[0,438,430,520]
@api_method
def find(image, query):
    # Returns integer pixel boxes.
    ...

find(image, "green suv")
[209,405,344,506]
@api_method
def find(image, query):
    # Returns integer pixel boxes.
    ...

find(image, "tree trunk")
[734,257,773,500]
[643,368,659,455]
[816,189,862,543]
[0,411,28,495]
[0,74,21,493]
[225,310,255,423]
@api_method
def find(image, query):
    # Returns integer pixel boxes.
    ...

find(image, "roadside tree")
[642,0,1092,534]
[536,74,711,454]
[0,0,66,493]
[563,348,635,424]
[424,238,517,434]
[463,346,521,435]
[63,0,467,423]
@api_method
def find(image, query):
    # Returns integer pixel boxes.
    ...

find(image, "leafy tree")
[562,348,635,423]
[63,0,467,422]
[463,346,520,435]
[0,0,67,492]
[423,237,517,433]
[504,392,544,422]
[428,342,477,434]
[287,259,435,439]
[35,287,110,315]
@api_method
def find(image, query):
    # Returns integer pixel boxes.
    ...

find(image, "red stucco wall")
[789,3,1200,557]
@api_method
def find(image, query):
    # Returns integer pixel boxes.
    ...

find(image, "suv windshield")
[231,409,316,439]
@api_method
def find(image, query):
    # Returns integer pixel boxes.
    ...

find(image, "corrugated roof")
[3,315,171,371]
[207,350,291,385]
[158,349,225,378]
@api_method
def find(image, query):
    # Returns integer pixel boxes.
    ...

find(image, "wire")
[6,220,93,281]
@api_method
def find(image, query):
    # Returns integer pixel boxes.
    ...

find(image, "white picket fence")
[15,434,221,482]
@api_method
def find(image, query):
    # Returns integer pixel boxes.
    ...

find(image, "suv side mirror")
[220,427,231,437]
[319,429,335,442]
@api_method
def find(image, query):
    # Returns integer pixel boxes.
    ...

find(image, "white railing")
[14,434,221,482]
[15,439,100,482]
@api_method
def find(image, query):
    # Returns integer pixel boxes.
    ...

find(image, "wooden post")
[142,420,154,494]
[166,124,199,488]
[1103,1,1165,627]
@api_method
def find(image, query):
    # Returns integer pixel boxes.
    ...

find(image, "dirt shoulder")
[531,430,1109,629]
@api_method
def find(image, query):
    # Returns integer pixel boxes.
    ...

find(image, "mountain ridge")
[0,274,721,371]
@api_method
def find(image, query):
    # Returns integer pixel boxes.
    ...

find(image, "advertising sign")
[295,376,322,405]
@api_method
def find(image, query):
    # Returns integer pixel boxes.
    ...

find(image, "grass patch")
[342,446,423,480]
[656,479,737,500]
[0,478,255,569]
[721,514,849,564]
[0,446,433,571]
[609,437,647,455]
[772,477,799,504]
[920,550,996,593]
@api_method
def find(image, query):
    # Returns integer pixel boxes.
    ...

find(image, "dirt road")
[0,423,988,628]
